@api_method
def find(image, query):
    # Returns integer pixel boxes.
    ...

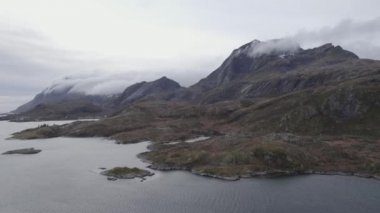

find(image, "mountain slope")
[8,76,182,121]
[115,76,181,107]
[10,84,116,121]
[179,40,366,103]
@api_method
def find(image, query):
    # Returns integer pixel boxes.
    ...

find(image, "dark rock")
[148,164,188,171]
[354,173,373,178]
[2,148,41,155]
[107,177,118,181]
[191,170,240,181]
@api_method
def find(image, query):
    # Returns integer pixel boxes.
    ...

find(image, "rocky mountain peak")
[153,76,181,89]
[193,39,303,89]
[232,39,302,59]
[303,43,359,60]
[115,77,181,107]
[187,40,364,103]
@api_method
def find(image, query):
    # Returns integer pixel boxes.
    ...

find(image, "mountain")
[12,39,380,179]
[179,39,363,103]
[15,89,114,113]
[8,76,182,121]
[172,39,380,136]
[14,76,125,113]
[115,76,182,107]
[10,83,116,121]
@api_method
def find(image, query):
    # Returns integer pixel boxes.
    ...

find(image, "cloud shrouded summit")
[245,39,301,58]
[42,75,144,96]
[291,17,380,59]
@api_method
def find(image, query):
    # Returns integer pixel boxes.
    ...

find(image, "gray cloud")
[0,29,225,113]
[42,73,161,96]
[0,25,97,97]
[1,7,380,113]
[0,95,31,114]
[0,23,221,112]
[291,17,380,59]
[241,18,380,60]
[246,39,300,57]
[38,67,216,96]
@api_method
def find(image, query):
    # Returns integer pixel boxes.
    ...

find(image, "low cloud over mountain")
[1,10,380,113]
[292,17,380,59]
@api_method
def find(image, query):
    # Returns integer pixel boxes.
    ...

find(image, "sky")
[1,0,380,113]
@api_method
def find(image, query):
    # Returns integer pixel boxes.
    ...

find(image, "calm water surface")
[0,120,379,213]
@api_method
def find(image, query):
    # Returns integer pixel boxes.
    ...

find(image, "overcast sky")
[1,0,380,113]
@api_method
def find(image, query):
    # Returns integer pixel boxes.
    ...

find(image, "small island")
[101,167,154,181]
[2,148,42,155]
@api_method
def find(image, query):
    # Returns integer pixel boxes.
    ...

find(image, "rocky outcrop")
[101,167,154,180]
[2,148,41,155]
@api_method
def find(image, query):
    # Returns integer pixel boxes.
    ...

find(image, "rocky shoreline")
[8,121,380,182]
[148,163,380,181]
[138,150,380,181]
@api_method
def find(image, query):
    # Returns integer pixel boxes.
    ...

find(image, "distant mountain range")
[11,76,182,120]
[10,39,380,123]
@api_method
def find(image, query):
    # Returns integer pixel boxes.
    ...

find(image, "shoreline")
[136,144,380,182]
[147,164,380,181]
[6,119,380,182]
